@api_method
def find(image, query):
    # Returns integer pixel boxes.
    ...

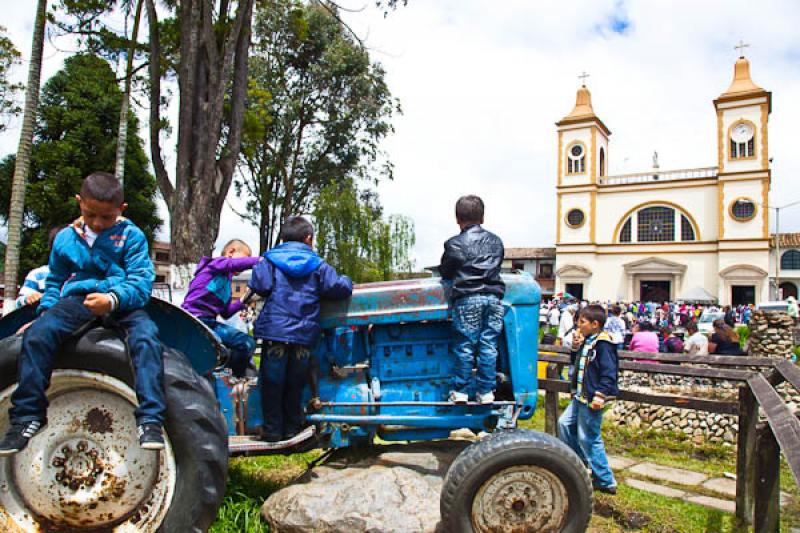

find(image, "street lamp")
[769,200,800,299]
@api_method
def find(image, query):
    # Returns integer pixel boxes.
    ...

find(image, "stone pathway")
[608,455,792,513]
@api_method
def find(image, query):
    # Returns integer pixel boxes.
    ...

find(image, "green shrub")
[736,326,750,350]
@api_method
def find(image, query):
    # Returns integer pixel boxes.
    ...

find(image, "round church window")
[565,208,585,228]
[730,198,756,221]
[570,144,584,158]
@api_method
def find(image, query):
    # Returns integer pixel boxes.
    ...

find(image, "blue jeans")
[259,341,310,438]
[557,398,616,488]
[198,318,256,377]
[451,294,504,395]
[10,295,166,426]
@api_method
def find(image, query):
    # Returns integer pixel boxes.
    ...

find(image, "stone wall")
[748,310,795,358]
[606,372,800,445]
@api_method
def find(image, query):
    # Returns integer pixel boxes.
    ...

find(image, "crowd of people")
[539,299,758,356]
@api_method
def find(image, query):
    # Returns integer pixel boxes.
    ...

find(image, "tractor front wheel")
[440,429,592,533]
[0,332,228,533]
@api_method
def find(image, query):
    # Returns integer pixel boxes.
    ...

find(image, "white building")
[770,233,800,299]
[555,54,771,306]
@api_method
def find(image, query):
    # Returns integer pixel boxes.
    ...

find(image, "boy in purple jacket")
[182,239,260,377]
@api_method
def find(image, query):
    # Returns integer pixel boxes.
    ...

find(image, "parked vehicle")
[0,273,592,532]
[697,310,725,335]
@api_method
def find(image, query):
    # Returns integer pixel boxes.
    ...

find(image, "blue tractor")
[0,273,592,532]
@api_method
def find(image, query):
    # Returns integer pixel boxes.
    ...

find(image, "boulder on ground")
[262,440,471,533]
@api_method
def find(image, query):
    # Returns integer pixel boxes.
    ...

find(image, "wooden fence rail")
[537,343,800,531]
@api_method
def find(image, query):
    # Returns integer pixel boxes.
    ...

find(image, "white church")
[554,52,772,306]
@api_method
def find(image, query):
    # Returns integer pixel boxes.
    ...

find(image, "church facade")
[554,55,771,305]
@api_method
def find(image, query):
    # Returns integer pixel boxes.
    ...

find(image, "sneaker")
[593,484,617,495]
[0,420,46,456]
[258,428,283,443]
[476,391,495,405]
[138,424,165,450]
[448,391,468,404]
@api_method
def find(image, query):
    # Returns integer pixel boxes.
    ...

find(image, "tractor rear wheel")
[0,330,228,532]
[440,429,592,533]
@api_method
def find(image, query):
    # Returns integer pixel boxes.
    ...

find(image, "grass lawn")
[211,396,799,532]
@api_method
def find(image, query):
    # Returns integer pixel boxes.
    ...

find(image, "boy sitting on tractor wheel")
[0,172,166,455]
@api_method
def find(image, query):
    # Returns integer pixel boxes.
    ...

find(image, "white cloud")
[3,1,800,268]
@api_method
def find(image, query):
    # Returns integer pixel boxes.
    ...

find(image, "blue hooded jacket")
[249,242,352,347]
[39,218,154,314]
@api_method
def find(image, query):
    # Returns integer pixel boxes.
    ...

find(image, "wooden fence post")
[545,363,560,437]
[754,423,780,533]
[736,385,757,526]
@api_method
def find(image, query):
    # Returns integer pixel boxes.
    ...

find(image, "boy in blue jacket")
[0,172,166,455]
[558,303,619,494]
[249,216,352,442]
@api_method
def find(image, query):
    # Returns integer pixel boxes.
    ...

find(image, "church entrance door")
[779,282,798,300]
[640,280,670,302]
[565,283,584,301]
[731,285,755,306]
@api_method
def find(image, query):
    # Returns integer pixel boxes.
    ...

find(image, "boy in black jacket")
[558,303,619,494]
[439,195,505,405]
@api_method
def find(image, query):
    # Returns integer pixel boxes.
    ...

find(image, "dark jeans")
[198,318,256,377]
[451,294,504,395]
[259,341,310,438]
[10,295,165,426]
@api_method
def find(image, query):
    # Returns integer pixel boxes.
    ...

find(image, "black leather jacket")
[439,224,505,300]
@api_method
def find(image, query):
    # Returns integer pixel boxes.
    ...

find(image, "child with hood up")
[248,216,352,442]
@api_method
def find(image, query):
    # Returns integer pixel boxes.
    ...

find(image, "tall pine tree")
[0,54,160,277]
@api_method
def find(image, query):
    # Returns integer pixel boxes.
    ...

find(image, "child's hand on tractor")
[84,293,113,316]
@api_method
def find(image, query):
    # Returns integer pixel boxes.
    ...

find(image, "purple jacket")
[181,256,260,319]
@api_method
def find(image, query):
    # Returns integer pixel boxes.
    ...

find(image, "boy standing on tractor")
[182,239,260,377]
[0,172,166,455]
[558,303,619,494]
[439,195,505,405]
[248,216,352,442]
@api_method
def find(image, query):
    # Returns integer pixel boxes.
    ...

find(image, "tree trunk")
[146,0,254,269]
[114,0,144,188]
[3,0,46,313]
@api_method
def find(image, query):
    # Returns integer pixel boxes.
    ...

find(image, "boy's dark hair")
[80,171,124,204]
[687,323,698,334]
[582,304,606,327]
[48,225,67,250]
[611,305,621,316]
[279,216,314,243]
[455,195,484,224]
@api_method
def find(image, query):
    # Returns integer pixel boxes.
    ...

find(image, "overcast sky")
[2,0,800,268]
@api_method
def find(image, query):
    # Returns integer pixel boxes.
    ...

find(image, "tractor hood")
[319,272,540,329]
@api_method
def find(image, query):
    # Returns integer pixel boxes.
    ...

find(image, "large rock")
[262,440,471,533]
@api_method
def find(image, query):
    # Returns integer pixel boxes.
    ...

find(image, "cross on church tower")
[735,40,750,58]
[578,71,590,87]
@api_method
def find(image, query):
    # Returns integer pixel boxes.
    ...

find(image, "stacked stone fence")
[605,309,798,445]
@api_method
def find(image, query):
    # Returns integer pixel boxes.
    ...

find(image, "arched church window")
[636,206,675,242]
[680,215,695,241]
[599,147,605,177]
[619,218,632,242]
[782,250,800,270]
[565,208,585,228]
[729,121,755,159]
[567,143,586,174]
[730,198,756,221]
